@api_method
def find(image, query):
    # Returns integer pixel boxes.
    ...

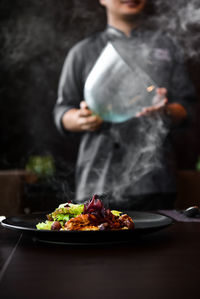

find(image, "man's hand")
[136,88,168,117]
[62,101,103,132]
[136,87,187,125]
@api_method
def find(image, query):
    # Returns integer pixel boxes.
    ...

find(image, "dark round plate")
[1,211,173,245]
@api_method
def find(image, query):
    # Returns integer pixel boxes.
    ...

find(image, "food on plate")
[36,195,134,231]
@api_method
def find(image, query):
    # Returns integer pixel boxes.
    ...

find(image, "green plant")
[25,155,55,178]
[196,157,200,172]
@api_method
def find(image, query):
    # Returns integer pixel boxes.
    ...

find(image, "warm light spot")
[146,85,155,92]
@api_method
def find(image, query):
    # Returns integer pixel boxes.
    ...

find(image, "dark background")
[0,0,200,195]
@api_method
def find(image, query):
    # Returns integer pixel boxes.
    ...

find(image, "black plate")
[1,211,173,245]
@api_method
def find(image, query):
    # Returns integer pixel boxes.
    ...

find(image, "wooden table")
[0,219,200,299]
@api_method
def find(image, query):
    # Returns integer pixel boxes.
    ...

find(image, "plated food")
[36,195,134,231]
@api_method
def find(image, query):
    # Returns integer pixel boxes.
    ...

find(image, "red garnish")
[83,195,116,226]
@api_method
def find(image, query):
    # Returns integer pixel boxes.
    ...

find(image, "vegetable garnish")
[36,194,134,231]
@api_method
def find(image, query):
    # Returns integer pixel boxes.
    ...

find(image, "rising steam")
[152,0,200,58]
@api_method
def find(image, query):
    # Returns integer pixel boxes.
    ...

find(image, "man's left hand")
[136,88,168,117]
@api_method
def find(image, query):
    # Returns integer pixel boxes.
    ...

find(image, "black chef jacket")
[54,26,195,208]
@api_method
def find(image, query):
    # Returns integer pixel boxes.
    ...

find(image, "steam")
[102,116,169,205]
[152,0,200,58]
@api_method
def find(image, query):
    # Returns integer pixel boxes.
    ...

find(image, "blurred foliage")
[196,157,200,171]
[25,155,55,178]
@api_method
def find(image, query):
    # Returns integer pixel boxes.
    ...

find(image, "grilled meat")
[64,213,134,231]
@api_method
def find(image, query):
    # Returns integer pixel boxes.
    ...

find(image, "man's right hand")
[62,101,103,132]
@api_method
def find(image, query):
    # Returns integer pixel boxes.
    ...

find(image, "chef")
[54,0,195,210]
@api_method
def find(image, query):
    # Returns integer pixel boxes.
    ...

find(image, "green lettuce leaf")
[36,220,53,230]
[111,210,122,217]
[55,214,70,222]
[58,203,84,215]
[50,203,84,220]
